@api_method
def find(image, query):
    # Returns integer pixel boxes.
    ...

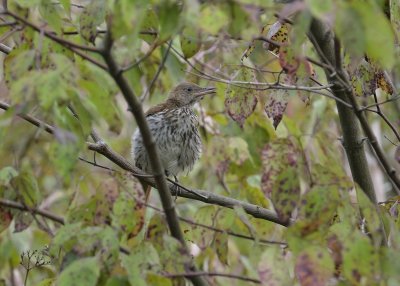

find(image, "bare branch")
[163,271,261,284]
[120,42,159,73]
[5,10,99,52]
[87,141,288,226]
[309,17,400,201]
[3,10,107,70]
[140,40,172,102]
[144,203,287,246]
[0,199,64,224]
[99,31,208,286]
[0,100,288,226]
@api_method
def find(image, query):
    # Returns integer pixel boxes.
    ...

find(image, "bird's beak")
[194,87,216,98]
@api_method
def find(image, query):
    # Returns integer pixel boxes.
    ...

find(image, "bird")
[132,82,216,200]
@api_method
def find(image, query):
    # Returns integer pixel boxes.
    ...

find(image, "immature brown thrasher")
[132,82,215,200]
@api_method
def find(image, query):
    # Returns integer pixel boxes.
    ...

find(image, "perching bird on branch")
[132,82,216,199]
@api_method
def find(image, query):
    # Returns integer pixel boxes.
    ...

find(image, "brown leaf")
[261,138,299,196]
[261,138,300,222]
[295,247,334,286]
[0,206,13,233]
[225,69,258,127]
[14,212,33,233]
[264,88,289,129]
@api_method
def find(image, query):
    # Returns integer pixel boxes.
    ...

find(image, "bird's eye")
[187,88,192,92]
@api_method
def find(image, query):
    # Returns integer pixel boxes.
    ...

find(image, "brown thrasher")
[132,82,216,200]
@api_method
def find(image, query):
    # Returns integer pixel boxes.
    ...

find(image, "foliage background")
[0,0,400,285]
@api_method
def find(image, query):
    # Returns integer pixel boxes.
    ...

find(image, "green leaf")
[59,0,71,16]
[13,212,34,233]
[146,274,172,286]
[158,2,181,41]
[0,166,18,185]
[57,256,100,286]
[39,0,62,34]
[342,231,380,284]
[271,166,300,222]
[294,186,339,236]
[390,0,400,41]
[227,2,249,37]
[359,3,395,68]
[258,247,292,285]
[112,190,145,238]
[14,0,41,8]
[79,0,106,43]
[4,49,35,82]
[36,278,55,286]
[121,242,160,286]
[8,168,41,208]
[295,246,334,286]
[356,187,382,243]
[306,0,333,18]
[213,232,228,265]
[104,276,130,286]
[335,1,396,69]
[52,223,82,253]
[199,5,228,35]
[261,138,300,194]
[180,26,201,59]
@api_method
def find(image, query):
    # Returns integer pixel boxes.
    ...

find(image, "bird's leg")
[164,171,178,201]
[173,176,179,201]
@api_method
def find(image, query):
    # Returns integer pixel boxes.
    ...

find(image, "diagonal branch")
[0,198,64,224]
[4,10,100,53]
[309,18,400,196]
[308,19,379,202]
[99,31,208,286]
[0,100,287,226]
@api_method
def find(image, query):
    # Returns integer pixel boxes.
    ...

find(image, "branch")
[0,101,287,226]
[310,19,400,196]
[0,101,55,134]
[0,198,64,224]
[5,10,100,53]
[120,42,159,73]
[145,203,287,245]
[3,10,107,70]
[0,198,130,254]
[371,92,400,143]
[140,40,172,102]
[87,141,288,226]
[3,181,261,285]
[308,19,378,202]
[163,271,260,284]
[99,31,208,286]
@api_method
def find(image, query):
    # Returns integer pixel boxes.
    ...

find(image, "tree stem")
[308,19,377,203]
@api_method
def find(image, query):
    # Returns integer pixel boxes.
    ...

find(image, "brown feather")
[145,98,181,117]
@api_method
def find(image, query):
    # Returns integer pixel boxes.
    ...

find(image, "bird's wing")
[145,103,168,117]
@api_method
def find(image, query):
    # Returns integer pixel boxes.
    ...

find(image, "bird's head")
[167,82,216,107]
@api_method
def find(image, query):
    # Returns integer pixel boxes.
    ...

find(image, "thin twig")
[140,40,172,102]
[144,203,287,246]
[163,271,261,284]
[5,10,100,53]
[120,42,159,73]
[0,199,64,224]
[360,95,400,110]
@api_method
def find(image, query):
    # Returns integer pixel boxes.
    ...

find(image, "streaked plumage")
[132,82,215,177]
